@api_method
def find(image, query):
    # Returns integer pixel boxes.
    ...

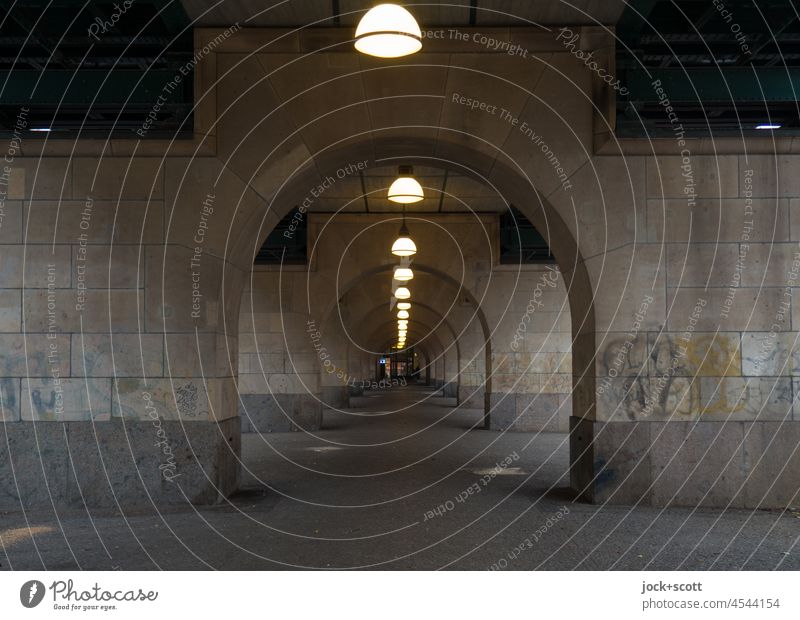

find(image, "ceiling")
[1,0,798,136]
[0,0,194,134]
[617,0,800,135]
[180,0,627,28]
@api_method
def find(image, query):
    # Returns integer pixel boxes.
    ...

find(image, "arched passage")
[227,138,591,497]
[316,266,491,420]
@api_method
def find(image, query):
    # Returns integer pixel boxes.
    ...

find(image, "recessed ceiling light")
[755,124,781,130]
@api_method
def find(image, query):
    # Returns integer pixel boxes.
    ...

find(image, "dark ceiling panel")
[0,0,193,135]
[475,0,626,26]
[617,0,800,136]
[180,0,333,27]
[181,0,624,28]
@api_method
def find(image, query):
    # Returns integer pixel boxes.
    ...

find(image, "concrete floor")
[1,385,798,570]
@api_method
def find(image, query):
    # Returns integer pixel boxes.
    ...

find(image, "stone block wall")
[238,270,323,433]
[483,268,572,431]
[0,155,246,510]
[571,154,800,507]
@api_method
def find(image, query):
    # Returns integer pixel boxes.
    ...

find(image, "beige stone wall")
[483,267,572,430]
[0,156,245,425]
[588,154,799,424]
[239,270,322,388]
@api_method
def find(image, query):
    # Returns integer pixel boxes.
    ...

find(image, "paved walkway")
[1,385,798,570]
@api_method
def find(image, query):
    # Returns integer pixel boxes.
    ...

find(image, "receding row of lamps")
[388,165,423,349]
[351,5,421,350]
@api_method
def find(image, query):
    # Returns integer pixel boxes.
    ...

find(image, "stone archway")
[216,138,595,500]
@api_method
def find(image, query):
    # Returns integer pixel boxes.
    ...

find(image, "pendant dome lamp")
[395,286,411,300]
[397,309,410,320]
[397,302,411,310]
[391,207,417,257]
[354,4,423,59]
[394,266,414,282]
[388,165,424,204]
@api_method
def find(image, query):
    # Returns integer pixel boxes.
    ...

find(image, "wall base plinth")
[570,417,800,508]
[489,393,570,431]
[0,418,240,511]
[239,394,323,433]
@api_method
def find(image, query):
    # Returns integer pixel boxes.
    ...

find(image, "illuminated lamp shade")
[397,302,411,310]
[395,286,411,300]
[393,266,414,282]
[388,176,424,204]
[391,219,417,257]
[398,320,409,327]
[397,309,410,320]
[354,4,422,59]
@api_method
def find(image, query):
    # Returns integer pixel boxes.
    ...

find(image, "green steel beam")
[0,70,191,105]
[621,67,800,102]
[616,0,662,38]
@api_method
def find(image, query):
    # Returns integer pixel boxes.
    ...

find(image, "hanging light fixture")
[393,266,414,282]
[397,301,411,310]
[395,286,411,300]
[397,309,410,320]
[391,227,417,257]
[388,165,424,204]
[354,4,422,58]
